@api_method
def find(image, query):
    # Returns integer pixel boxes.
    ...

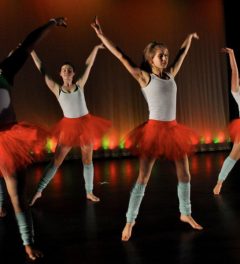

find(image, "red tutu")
[125,120,199,160]
[0,122,47,176]
[52,114,111,147]
[229,118,240,142]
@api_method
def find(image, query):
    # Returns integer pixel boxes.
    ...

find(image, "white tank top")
[142,73,177,121]
[58,85,89,118]
[231,89,240,116]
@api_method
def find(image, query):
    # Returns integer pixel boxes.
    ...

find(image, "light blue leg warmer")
[0,178,5,208]
[15,211,34,246]
[126,183,146,223]
[218,156,236,182]
[178,182,191,215]
[83,163,94,194]
[37,162,58,192]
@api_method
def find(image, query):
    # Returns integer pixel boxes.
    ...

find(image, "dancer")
[29,43,110,206]
[213,48,240,195]
[91,17,203,241]
[0,17,67,260]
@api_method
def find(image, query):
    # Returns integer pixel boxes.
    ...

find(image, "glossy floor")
[1,151,240,264]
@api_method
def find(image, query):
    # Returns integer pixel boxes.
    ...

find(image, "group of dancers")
[0,16,239,260]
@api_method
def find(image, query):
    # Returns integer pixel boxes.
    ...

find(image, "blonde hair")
[141,41,168,72]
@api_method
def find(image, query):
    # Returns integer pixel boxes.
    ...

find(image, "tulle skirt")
[52,114,111,147]
[0,122,47,175]
[229,118,240,142]
[125,120,198,160]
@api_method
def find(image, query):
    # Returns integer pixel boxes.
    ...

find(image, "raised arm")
[76,44,104,88]
[91,17,149,88]
[31,50,60,97]
[222,48,239,92]
[170,33,199,77]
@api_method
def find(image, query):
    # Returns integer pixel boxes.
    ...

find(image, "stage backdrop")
[0,0,229,156]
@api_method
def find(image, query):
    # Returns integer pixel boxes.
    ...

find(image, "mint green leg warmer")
[218,156,236,182]
[83,163,94,194]
[178,182,191,215]
[126,183,146,223]
[37,162,58,192]
[15,211,34,246]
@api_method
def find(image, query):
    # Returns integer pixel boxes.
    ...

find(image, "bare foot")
[122,222,135,241]
[87,193,100,202]
[0,207,6,217]
[29,192,42,206]
[180,215,203,230]
[213,182,223,195]
[25,245,43,260]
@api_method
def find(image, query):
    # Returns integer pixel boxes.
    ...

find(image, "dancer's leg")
[122,157,156,241]
[213,142,240,195]
[3,172,43,260]
[0,177,6,217]
[175,155,203,230]
[30,144,71,206]
[0,18,66,84]
[81,144,100,202]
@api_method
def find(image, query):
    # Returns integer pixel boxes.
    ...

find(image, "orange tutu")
[125,120,199,160]
[52,114,111,147]
[0,122,47,175]
[229,118,240,142]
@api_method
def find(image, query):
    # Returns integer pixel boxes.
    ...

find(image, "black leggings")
[0,21,54,85]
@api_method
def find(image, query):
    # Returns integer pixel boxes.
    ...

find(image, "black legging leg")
[0,20,56,84]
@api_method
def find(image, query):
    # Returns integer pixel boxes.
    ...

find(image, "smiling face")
[151,47,169,70]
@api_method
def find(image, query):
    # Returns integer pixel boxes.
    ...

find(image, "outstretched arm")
[0,18,67,86]
[170,33,199,77]
[76,44,105,88]
[22,17,67,53]
[91,17,149,88]
[222,48,239,92]
[31,50,60,97]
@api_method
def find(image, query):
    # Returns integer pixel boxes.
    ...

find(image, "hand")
[50,17,67,27]
[96,43,105,49]
[91,16,103,36]
[191,32,199,40]
[221,47,234,54]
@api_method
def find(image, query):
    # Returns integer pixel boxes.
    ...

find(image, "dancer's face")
[151,48,169,70]
[60,64,75,80]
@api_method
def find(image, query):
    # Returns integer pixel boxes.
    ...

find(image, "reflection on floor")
[1,151,240,264]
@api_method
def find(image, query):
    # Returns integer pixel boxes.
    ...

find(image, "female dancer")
[91,17,203,241]
[0,17,67,260]
[213,48,240,195]
[29,44,110,206]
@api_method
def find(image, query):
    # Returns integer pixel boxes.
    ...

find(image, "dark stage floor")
[1,151,240,264]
